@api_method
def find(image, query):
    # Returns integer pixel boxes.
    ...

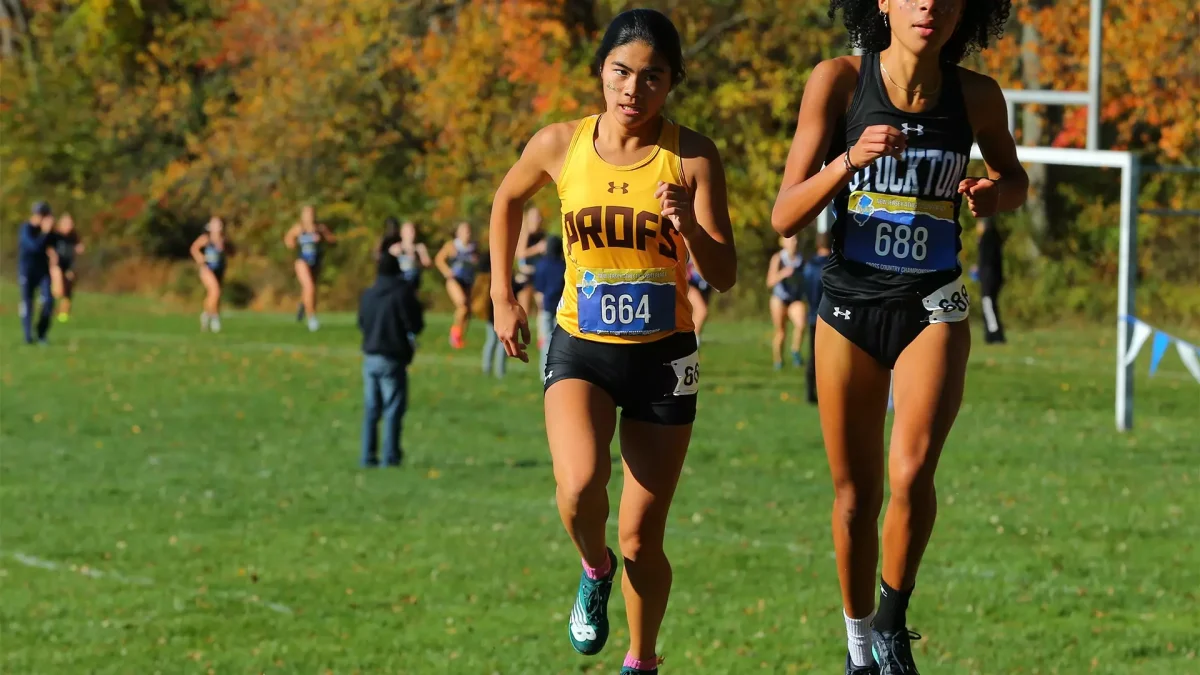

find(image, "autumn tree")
[976,0,1199,320]
[2,0,1194,320]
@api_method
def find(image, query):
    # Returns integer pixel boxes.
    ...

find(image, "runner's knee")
[618,518,668,562]
[556,462,609,511]
[833,479,883,527]
[888,443,939,500]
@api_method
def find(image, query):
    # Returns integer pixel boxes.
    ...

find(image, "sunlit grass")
[1,286,1197,674]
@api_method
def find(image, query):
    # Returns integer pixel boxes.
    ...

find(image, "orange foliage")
[979,0,1199,160]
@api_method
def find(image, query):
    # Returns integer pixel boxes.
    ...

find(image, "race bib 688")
[843,191,958,274]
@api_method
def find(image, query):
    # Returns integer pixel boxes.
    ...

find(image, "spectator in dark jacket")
[974,217,1005,344]
[478,253,509,378]
[18,201,58,345]
[357,241,425,468]
[532,235,566,377]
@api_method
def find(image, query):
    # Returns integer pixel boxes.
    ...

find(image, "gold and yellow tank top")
[554,114,694,344]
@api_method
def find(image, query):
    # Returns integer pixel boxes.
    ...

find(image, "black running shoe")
[870,628,922,675]
[846,652,880,674]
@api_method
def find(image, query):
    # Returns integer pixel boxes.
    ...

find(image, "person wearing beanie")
[357,239,425,468]
[17,201,59,345]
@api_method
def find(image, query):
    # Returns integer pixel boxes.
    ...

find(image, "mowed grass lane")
[1,286,1196,674]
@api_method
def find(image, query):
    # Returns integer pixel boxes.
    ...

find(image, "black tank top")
[55,232,79,268]
[821,51,974,306]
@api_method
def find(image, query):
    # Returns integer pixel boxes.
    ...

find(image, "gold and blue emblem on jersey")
[580,270,599,299]
[576,267,675,336]
[844,191,957,274]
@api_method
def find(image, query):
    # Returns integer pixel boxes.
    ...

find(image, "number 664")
[601,294,652,325]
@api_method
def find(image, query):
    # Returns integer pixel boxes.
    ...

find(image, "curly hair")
[828,0,1011,64]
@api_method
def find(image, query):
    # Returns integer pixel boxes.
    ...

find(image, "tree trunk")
[0,0,28,58]
[1019,18,1051,258]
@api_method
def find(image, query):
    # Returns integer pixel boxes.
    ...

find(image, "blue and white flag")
[1149,331,1172,376]
[1177,341,1200,383]
[1124,320,1153,368]
[1120,315,1200,384]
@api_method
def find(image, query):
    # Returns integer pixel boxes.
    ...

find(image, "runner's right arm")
[190,234,209,265]
[488,123,573,303]
[772,57,907,237]
[433,241,455,279]
[765,252,788,288]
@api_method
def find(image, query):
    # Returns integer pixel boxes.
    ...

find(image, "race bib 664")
[577,267,675,336]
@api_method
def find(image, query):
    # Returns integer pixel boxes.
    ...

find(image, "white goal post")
[966,145,1140,432]
[817,146,1140,432]
[823,0,1141,430]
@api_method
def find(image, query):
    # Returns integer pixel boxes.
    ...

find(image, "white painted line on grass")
[211,590,294,615]
[64,329,493,370]
[6,551,294,616]
[10,552,153,585]
[66,328,1195,381]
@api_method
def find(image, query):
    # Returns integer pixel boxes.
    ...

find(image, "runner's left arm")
[673,129,737,292]
[960,72,1029,217]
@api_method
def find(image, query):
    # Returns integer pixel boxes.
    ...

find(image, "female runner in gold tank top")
[488,10,736,675]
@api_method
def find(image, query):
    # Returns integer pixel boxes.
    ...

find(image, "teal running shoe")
[568,547,617,655]
[619,667,658,675]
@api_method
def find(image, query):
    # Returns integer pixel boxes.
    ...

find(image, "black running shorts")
[543,328,699,426]
[818,278,971,368]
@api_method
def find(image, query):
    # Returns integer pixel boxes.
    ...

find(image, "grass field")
[1,285,1197,675]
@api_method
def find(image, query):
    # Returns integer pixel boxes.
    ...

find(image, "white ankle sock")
[845,609,876,667]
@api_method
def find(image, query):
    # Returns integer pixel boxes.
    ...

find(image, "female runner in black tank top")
[284,205,337,331]
[190,216,231,333]
[50,213,84,322]
[772,2,1025,674]
[515,205,549,348]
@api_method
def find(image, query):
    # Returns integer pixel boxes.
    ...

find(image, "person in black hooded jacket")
[357,241,425,467]
[974,217,1005,344]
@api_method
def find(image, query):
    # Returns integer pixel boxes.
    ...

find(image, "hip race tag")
[667,349,700,397]
[922,278,971,324]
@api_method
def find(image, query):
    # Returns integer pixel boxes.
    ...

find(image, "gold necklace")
[880,62,941,96]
